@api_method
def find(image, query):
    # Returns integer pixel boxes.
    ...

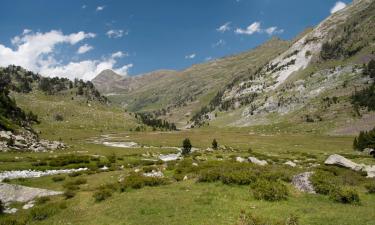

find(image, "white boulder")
[248,157,268,166]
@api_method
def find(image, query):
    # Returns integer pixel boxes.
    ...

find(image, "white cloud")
[185,53,196,59]
[0,30,132,80]
[77,44,93,54]
[82,5,87,9]
[217,22,231,33]
[111,51,128,58]
[96,5,105,11]
[235,22,283,36]
[265,26,284,35]
[235,22,261,35]
[330,1,347,14]
[212,39,226,48]
[106,29,127,38]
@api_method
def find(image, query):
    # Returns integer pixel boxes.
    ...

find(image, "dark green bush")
[30,203,59,221]
[63,190,76,199]
[310,170,338,195]
[251,179,288,201]
[68,171,82,177]
[236,210,299,225]
[0,200,4,214]
[48,155,90,167]
[329,187,360,204]
[35,196,50,205]
[121,173,168,190]
[93,188,113,202]
[365,182,375,194]
[51,176,65,182]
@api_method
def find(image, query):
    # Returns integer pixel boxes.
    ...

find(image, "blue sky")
[0,0,351,79]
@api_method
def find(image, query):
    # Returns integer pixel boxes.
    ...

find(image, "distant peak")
[92,69,123,82]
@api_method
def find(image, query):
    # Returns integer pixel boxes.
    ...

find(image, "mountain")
[93,38,290,127]
[93,0,375,133]
[92,69,124,94]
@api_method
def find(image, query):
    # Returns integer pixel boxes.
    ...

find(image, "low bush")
[0,200,4,214]
[30,203,59,221]
[35,196,50,205]
[48,155,90,167]
[31,161,48,167]
[251,179,288,201]
[51,175,65,182]
[365,181,375,194]
[68,171,82,177]
[121,173,168,190]
[236,210,299,225]
[93,188,113,202]
[63,190,76,199]
[310,170,338,195]
[329,187,360,204]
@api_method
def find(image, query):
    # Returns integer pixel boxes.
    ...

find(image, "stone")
[292,172,315,194]
[159,153,180,162]
[143,171,164,178]
[183,175,188,181]
[248,157,268,166]
[0,183,62,203]
[22,201,35,209]
[324,154,362,171]
[284,161,297,167]
[236,156,246,163]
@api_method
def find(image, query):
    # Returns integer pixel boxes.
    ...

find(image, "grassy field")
[1,91,374,225]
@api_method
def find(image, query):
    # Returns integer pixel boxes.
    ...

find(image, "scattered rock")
[159,153,181,162]
[183,175,188,181]
[284,161,297,167]
[248,157,268,166]
[0,130,66,152]
[143,171,164,178]
[4,207,18,214]
[0,168,88,181]
[324,154,375,178]
[236,156,246,163]
[292,172,315,194]
[22,201,35,209]
[0,183,62,203]
[324,154,362,171]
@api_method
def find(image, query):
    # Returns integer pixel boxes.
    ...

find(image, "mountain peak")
[93,69,123,83]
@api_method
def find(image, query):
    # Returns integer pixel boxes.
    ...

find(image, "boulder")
[143,171,164,178]
[0,183,62,203]
[284,161,297,167]
[291,172,315,194]
[324,154,362,171]
[325,154,375,178]
[236,156,246,163]
[248,157,268,166]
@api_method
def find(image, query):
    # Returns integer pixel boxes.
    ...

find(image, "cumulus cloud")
[265,26,284,35]
[185,53,196,59]
[217,22,231,33]
[96,5,105,11]
[330,1,347,14]
[106,29,127,38]
[0,30,132,80]
[235,22,283,36]
[235,22,261,35]
[77,44,93,54]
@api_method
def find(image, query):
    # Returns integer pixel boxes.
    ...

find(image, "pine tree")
[212,139,218,150]
[353,137,358,150]
[182,138,192,155]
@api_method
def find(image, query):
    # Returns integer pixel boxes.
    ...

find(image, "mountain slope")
[93,38,290,127]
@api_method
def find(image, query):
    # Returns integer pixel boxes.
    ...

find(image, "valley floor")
[0,128,374,225]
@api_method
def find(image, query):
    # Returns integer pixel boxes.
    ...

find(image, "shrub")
[0,200,4,214]
[71,178,87,185]
[182,138,192,155]
[121,173,168,190]
[365,181,375,194]
[329,187,360,204]
[310,170,338,195]
[30,204,59,221]
[35,196,50,205]
[63,190,76,199]
[107,153,116,163]
[93,188,112,202]
[52,176,65,182]
[236,210,299,225]
[212,139,218,150]
[31,161,48,167]
[251,179,288,201]
[54,114,64,121]
[68,172,82,177]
